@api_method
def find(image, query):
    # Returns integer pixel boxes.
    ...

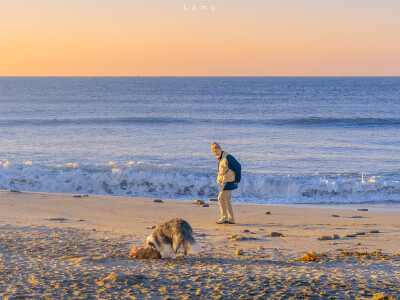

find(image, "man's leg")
[225,190,235,222]
[217,190,230,222]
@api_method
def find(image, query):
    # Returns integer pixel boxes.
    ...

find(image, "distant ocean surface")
[1,77,400,204]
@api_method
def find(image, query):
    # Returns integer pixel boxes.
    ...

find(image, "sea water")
[1,77,399,204]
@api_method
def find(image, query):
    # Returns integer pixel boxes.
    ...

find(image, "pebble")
[355,232,366,236]
[148,226,156,229]
[355,243,361,245]
[332,215,340,217]
[83,194,89,197]
[270,232,284,237]
[242,229,250,233]
[208,198,218,202]
[331,242,337,245]
[153,199,163,203]
[352,216,363,218]
[331,234,340,240]
[73,195,82,198]
[201,204,209,207]
[319,236,331,240]
[345,234,356,237]
[8,190,22,193]
[367,230,380,234]
[236,249,244,255]
[355,208,368,211]
[47,218,67,221]
[265,212,271,215]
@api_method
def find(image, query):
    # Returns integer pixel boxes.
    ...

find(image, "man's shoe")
[227,220,235,224]
[216,219,228,224]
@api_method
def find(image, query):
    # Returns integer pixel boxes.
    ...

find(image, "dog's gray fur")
[146,218,201,259]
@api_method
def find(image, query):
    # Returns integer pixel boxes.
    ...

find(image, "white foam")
[1,161,400,204]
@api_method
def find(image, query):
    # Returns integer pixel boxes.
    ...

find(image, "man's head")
[211,142,222,159]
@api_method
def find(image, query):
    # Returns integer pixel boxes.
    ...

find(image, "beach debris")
[194,200,205,205]
[367,230,380,233]
[265,211,271,215]
[331,234,340,240]
[73,195,82,198]
[332,214,340,217]
[148,226,156,229]
[299,252,320,262]
[201,203,209,207]
[355,208,368,211]
[319,236,331,240]
[372,293,394,300]
[153,199,163,203]
[235,249,244,255]
[355,232,366,235]
[270,232,284,237]
[8,189,21,193]
[208,198,218,202]
[129,247,161,259]
[345,234,356,237]
[47,218,67,222]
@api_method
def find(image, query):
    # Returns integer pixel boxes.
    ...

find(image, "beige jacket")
[216,152,236,184]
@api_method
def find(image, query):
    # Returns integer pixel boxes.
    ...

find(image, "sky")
[1,0,400,76]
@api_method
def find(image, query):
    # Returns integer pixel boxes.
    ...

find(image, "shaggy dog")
[146,218,201,259]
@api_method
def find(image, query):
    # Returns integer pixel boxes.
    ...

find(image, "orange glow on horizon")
[1,0,399,76]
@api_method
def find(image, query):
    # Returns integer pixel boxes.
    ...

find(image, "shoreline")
[1,190,400,299]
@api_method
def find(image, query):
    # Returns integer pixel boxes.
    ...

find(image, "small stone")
[331,234,340,240]
[319,236,331,240]
[265,212,271,215]
[153,199,163,203]
[92,228,96,231]
[208,198,218,202]
[242,229,250,233]
[356,208,368,211]
[270,232,284,237]
[236,249,244,255]
[83,194,89,197]
[148,226,156,229]
[201,203,209,207]
[332,215,340,217]
[73,195,82,198]
[77,219,85,222]
[345,234,356,237]
[355,232,366,235]
[47,218,67,221]
[367,230,380,234]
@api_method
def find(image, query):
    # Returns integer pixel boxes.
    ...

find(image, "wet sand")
[1,190,399,299]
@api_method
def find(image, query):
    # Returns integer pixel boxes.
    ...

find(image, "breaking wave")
[1,161,400,204]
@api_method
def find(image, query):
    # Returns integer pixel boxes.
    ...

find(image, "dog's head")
[146,234,160,252]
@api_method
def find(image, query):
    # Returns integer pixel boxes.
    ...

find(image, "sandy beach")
[1,190,399,299]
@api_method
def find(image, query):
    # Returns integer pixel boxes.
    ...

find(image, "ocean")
[1,76,400,204]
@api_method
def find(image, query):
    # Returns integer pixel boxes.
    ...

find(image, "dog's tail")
[185,236,201,254]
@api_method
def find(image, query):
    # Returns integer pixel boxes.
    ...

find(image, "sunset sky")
[1,0,399,76]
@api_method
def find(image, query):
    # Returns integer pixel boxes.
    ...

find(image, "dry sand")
[0,190,399,299]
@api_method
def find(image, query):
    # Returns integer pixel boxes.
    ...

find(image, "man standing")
[211,142,241,224]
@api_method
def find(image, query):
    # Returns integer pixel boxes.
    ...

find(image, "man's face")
[211,147,222,159]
